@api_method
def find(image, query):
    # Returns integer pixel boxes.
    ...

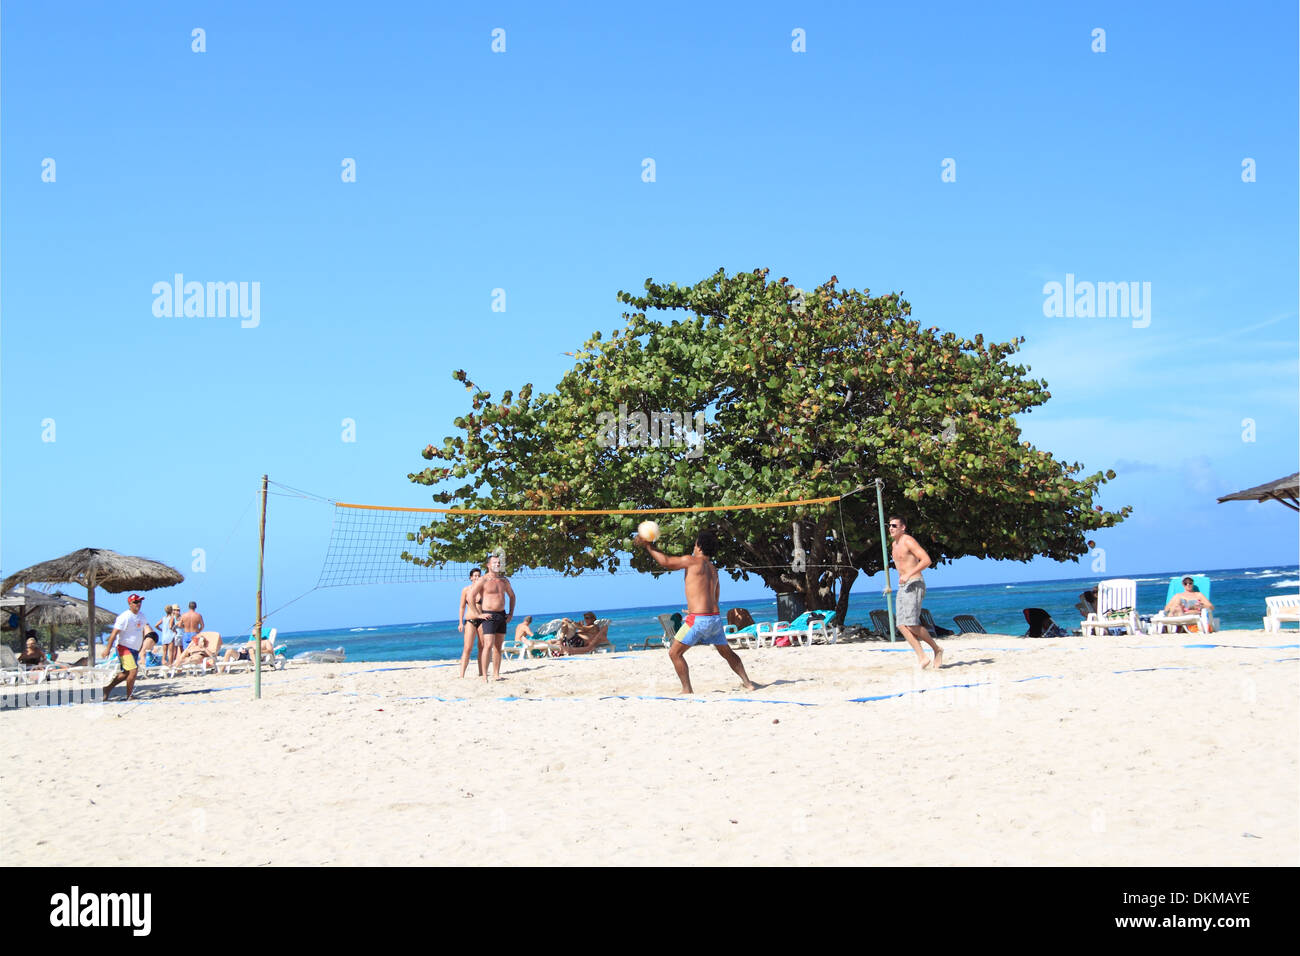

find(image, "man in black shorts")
[467,553,516,682]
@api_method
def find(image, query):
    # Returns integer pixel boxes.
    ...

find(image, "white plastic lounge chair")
[805,618,837,645]
[1080,579,1140,636]
[751,621,781,647]
[753,612,837,647]
[634,613,678,650]
[1263,594,1300,632]
[795,611,840,645]
[216,629,284,674]
[723,624,755,650]
[509,632,559,659]
[952,614,987,635]
[591,618,614,653]
[1,646,28,684]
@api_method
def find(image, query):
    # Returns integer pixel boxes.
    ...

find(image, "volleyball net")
[312,493,856,588]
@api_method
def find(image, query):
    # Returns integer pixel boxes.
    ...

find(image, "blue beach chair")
[1150,574,1219,634]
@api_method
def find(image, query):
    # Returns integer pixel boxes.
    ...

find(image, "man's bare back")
[180,609,204,633]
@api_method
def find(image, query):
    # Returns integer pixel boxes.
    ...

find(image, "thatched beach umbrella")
[21,594,118,652]
[1,586,66,643]
[1216,473,1300,512]
[1,549,184,664]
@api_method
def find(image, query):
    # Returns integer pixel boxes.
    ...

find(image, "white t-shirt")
[112,609,150,651]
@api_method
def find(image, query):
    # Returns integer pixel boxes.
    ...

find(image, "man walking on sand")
[889,516,943,668]
[468,553,515,682]
[102,594,154,702]
[633,529,755,695]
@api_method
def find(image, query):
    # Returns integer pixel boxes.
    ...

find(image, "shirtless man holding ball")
[633,526,755,695]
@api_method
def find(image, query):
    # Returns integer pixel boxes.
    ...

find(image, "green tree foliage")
[408,268,1129,620]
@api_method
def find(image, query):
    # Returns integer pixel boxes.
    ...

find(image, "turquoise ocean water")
[268,565,1299,662]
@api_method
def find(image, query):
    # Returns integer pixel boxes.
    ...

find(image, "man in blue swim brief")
[633,529,756,694]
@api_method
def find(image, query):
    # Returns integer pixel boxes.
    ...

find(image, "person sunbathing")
[556,613,611,655]
[1164,578,1213,615]
[174,632,221,668]
[220,637,276,664]
[17,636,61,680]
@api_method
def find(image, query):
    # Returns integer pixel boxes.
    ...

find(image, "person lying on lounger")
[1161,578,1214,631]
[220,637,276,664]
[174,632,221,668]
[555,612,611,655]
[17,635,69,679]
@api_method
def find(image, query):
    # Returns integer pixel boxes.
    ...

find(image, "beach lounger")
[1263,594,1300,632]
[592,618,614,653]
[918,609,954,638]
[754,611,840,647]
[868,609,897,640]
[215,629,286,674]
[805,616,838,645]
[634,613,678,650]
[723,624,756,650]
[952,614,987,635]
[794,611,840,645]
[1149,575,1220,635]
[0,646,77,684]
[509,633,560,659]
[1079,579,1139,636]
[1,646,30,684]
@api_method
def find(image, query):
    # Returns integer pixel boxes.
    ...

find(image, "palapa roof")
[1,548,184,594]
[1216,473,1300,511]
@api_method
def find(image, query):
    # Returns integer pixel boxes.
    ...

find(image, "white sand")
[2,630,1297,866]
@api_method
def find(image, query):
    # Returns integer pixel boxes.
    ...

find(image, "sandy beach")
[2,630,1296,866]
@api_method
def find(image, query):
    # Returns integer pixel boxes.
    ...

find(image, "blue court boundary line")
[4,648,1296,711]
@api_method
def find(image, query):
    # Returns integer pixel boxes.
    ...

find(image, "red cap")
[127,594,144,603]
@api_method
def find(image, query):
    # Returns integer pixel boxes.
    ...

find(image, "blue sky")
[2,1,1296,634]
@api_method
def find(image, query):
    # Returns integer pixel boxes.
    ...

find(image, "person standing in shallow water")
[889,515,943,669]
[632,529,755,695]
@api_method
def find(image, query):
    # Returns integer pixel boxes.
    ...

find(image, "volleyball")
[637,520,660,543]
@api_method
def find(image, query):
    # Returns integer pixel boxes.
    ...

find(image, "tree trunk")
[834,565,858,626]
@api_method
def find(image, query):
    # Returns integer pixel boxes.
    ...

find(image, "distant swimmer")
[632,529,755,695]
[889,515,942,669]
[458,568,484,679]
[468,553,516,682]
